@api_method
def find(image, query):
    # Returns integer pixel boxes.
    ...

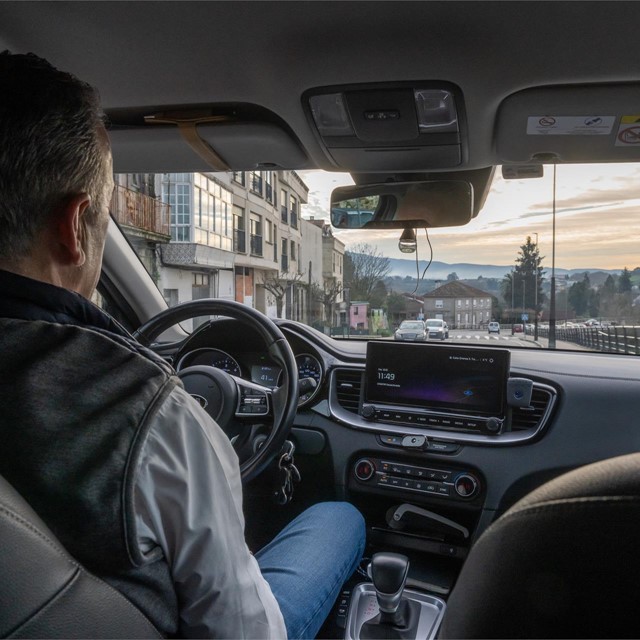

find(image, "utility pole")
[533,232,539,341]
[511,269,515,324]
[549,165,557,349]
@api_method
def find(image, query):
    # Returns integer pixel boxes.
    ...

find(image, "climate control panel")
[353,457,482,502]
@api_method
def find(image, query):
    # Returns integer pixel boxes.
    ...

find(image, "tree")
[344,243,391,302]
[447,272,459,281]
[618,267,632,293]
[311,279,342,326]
[501,236,545,320]
[260,271,304,319]
[568,274,590,316]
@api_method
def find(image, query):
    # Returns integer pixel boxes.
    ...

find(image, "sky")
[299,163,640,271]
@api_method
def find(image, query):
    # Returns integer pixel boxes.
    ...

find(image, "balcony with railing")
[250,234,263,256]
[110,184,170,239]
[281,254,289,272]
[234,229,246,253]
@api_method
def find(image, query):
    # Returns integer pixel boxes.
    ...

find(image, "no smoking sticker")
[615,115,640,146]
[527,116,615,135]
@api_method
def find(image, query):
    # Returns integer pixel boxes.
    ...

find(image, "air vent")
[334,369,363,413]
[511,385,555,432]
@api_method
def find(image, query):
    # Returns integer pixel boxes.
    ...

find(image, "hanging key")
[273,440,301,504]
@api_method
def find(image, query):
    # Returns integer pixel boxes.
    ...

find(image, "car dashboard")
[167,318,640,568]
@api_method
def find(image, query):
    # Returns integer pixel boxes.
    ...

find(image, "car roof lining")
[3,1,640,174]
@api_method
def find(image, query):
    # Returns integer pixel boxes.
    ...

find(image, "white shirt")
[133,386,287,639]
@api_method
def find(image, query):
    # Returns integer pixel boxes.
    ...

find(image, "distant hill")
[385,256,621,280]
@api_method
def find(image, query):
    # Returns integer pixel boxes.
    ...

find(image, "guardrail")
[536,325,640,355]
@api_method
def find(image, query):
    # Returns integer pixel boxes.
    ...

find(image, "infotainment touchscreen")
[365,342,510,417]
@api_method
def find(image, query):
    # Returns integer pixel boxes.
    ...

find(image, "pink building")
[349,302,369,330]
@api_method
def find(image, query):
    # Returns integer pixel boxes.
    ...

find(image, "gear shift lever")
[368,552,410,621]
[360,552,421,639]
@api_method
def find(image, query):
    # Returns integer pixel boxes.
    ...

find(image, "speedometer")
[296,354,323,406]
[176,348,242,377]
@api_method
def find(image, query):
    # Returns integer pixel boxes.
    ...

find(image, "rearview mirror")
[330,180,474,230]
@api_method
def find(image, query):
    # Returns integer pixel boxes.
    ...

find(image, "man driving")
[0,51,365,639]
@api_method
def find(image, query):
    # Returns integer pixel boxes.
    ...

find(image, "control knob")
[454,473,479,499]
[361,404,376,420]
[354,458,376,482]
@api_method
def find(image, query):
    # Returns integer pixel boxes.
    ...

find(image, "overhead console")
[303,81,466,172]
[328,342,557,446]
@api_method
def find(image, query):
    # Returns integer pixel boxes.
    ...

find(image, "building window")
[473,298,477,307]
[457,299,461,308]
[265,171,274,204]
[290,240,296,260]
[435,299,444,309]
[232,171,245,186]
[266,219,273,244]
[465,299,470,307]
[193,273,210,287]
[250,170,263,196]
[290,195,298,228]
[354,307,359,315]
[162,179,192,242]
[457,313,461,324]
[250,214,263,256]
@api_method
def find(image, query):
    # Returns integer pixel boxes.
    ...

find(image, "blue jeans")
[255,502,366,639]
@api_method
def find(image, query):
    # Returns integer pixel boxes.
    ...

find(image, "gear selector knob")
[368,552,410,615]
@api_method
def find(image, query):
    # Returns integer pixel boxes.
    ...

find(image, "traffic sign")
[521,313,529,321]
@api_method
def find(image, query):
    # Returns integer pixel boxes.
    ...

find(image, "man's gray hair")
[0,51,107,261]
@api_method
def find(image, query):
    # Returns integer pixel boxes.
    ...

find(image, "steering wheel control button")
[354,459,376,481]
[401,435,426,448]
[454,473,479,498]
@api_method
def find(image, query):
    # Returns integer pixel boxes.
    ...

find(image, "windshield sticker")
[527,116,615,135]
[615,115,640,146]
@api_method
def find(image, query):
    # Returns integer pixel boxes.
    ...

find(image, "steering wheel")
[133,299,299,483]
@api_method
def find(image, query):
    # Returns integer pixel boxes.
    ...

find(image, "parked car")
[394,320,427,342]
[488,321,500,334]
[3,3,640,638]
[425,318,449,340]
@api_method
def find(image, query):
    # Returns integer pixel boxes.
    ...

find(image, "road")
[446,329,536,348]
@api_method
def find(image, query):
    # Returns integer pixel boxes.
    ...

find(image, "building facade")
[423,281,494,329]
[114,171,347,329]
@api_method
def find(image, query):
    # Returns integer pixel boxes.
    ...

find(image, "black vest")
[0,271,180,636]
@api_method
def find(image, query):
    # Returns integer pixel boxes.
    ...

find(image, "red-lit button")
[354,459,375,481]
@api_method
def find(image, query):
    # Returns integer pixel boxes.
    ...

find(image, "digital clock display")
[365,342,509,416]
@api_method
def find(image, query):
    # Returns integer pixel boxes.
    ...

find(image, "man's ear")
[56,193,92,267]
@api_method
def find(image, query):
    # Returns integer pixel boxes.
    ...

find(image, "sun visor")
[108,121,310,173]
[496,85,640,163]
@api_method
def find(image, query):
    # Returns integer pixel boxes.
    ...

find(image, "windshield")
[115,164,640,355]
[425,320,443,327]
[399,322,424,330]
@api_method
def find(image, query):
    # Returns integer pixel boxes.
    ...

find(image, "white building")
[154,170,310,327]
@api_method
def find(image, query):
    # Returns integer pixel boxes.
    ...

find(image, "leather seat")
[440,452,640,638]
[0,474,161,639]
